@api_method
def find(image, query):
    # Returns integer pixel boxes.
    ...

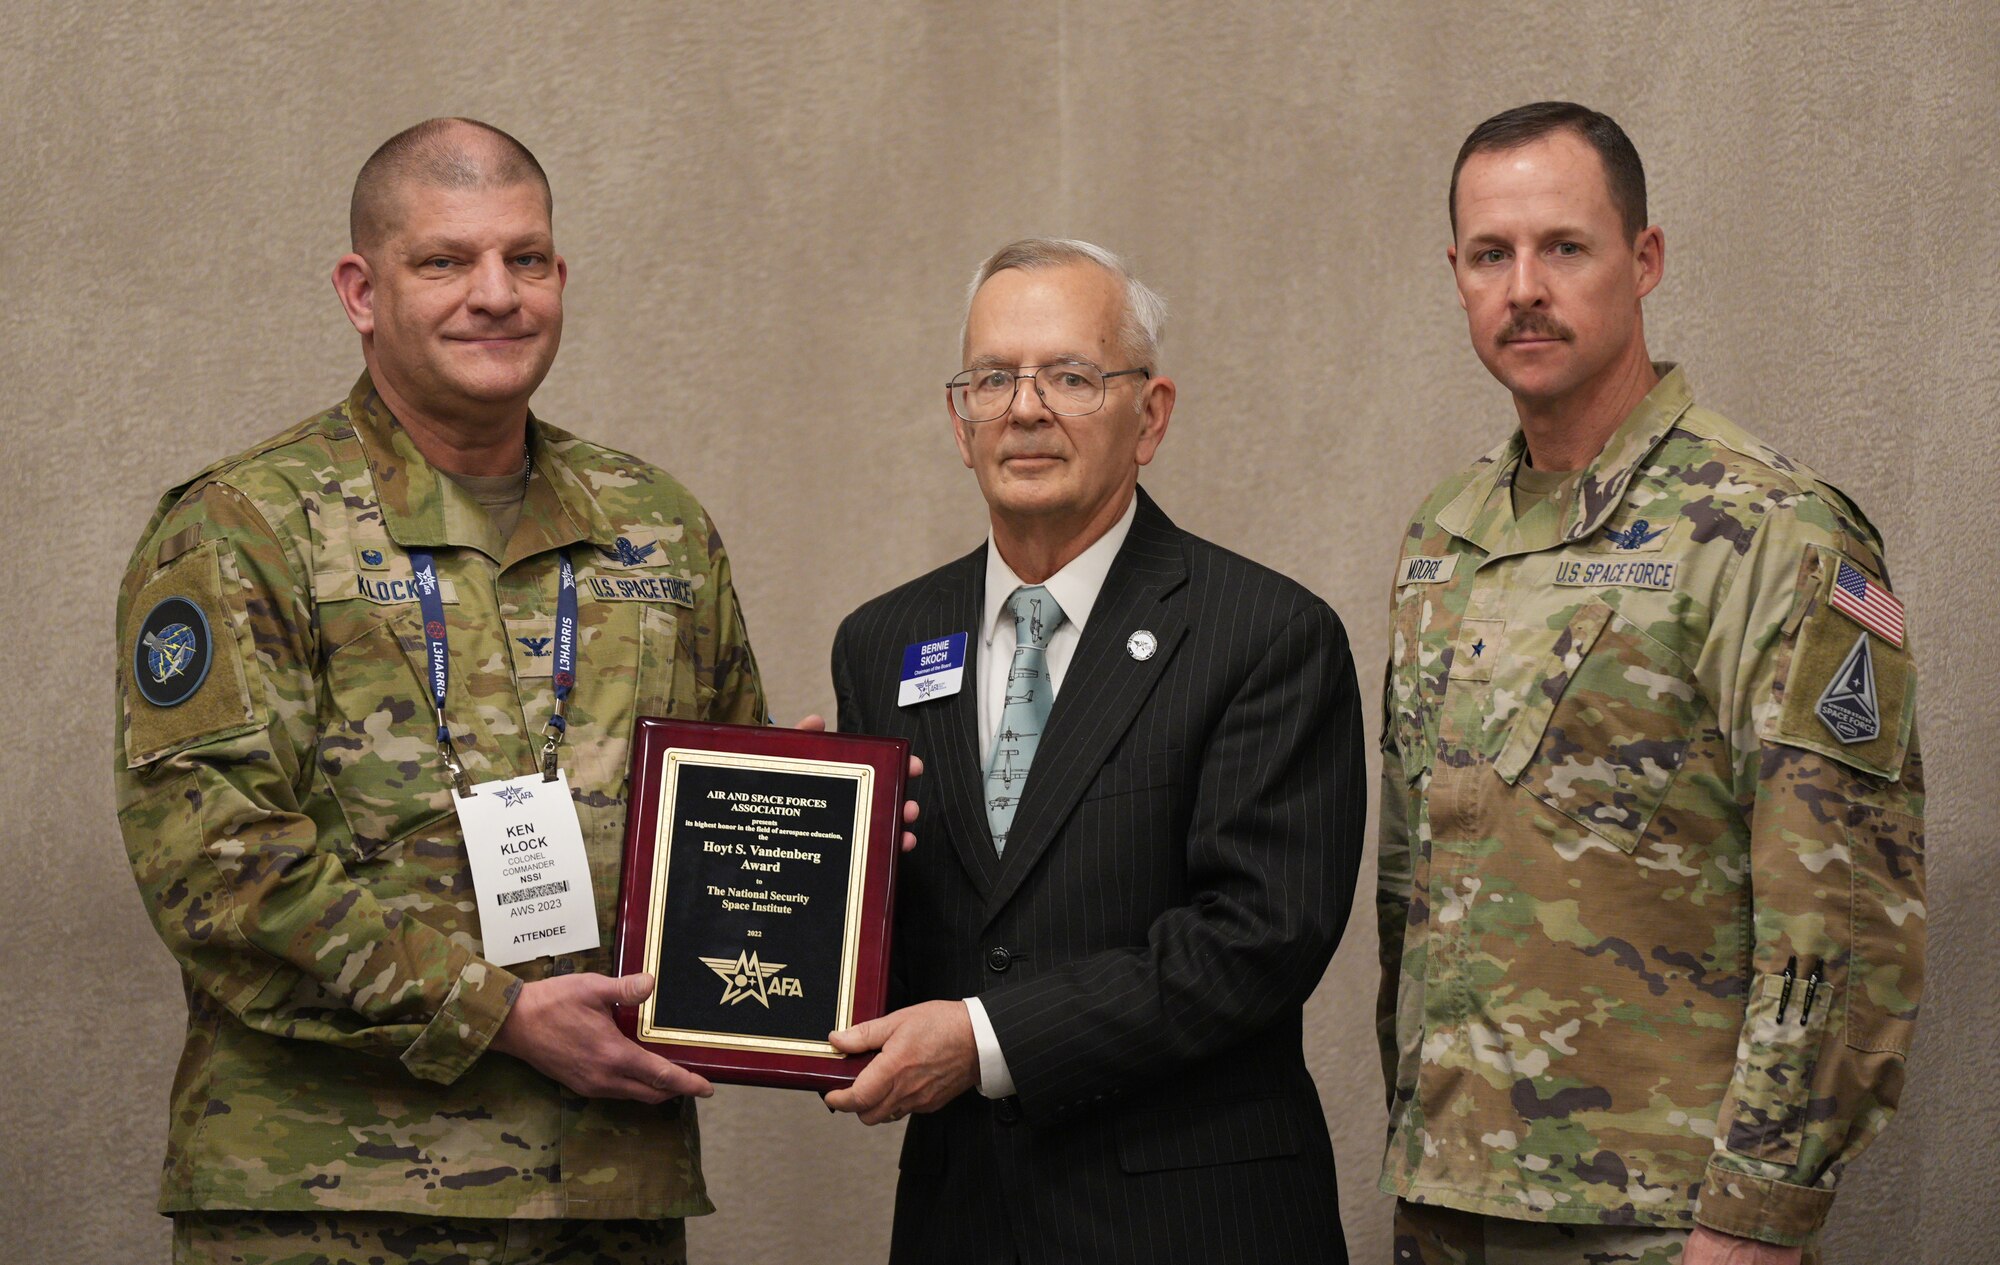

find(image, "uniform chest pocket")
[1494,600,1700,853]
[638,605,703,718]
[315,605,455,860]
[558,602,696,794]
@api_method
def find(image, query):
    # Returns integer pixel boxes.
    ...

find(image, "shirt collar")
[1435,361,1694,555]
[982,493,1139,646]
[343,370,618,564]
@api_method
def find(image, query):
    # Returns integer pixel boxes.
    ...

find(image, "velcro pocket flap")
[1764,547,1913,781]
[1499,601,1700,854]
[124,539,262,767]
[1722,969,1830,1166]
[1493,601,1614,784]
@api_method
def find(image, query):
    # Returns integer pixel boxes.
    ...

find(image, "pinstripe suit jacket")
[832,489,1363,1264]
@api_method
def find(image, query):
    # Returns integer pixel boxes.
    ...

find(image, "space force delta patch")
[134,595,213,708]
[582,573,696,606]
[1816,632,1881,744]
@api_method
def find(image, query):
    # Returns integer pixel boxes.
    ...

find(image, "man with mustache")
[114,118,764,1262]
[1378,102,1925,1263]
[825,238,1365,1263]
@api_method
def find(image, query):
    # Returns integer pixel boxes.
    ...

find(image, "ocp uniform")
[113,374,765,1219]
[1376,366,1924,1246]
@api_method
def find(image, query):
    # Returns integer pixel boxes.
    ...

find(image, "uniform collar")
[342,371,619,565]
[1436,361,1694,556]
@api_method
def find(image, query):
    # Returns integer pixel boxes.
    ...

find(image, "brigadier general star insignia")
[1816,633,1881,744]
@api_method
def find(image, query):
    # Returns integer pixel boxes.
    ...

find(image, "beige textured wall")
[3,2,1994,1260]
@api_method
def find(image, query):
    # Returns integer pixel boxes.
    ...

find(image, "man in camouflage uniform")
[113,119,763,1263]
[1379,103,1924,1265]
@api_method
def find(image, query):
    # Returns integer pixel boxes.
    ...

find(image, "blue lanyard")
[542,552,578,777]
[408,548,578,790]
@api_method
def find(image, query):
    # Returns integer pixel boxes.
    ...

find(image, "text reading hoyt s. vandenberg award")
[638,752,872,1056]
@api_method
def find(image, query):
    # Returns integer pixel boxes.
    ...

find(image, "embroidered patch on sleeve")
[1829,559,1906,647]
[1815,633,1880,744]
[1767,547,1913,779]
[123,539,260,766]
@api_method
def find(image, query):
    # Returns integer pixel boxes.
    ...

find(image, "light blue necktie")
[985,585,1065,856]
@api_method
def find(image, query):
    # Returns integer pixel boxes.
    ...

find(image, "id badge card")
[899,632,968,707]
[453,771,601,967]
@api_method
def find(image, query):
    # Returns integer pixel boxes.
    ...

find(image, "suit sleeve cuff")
[1694,1160,1836,1246]
[963,996,1016,1099]
[400,959,523,1085]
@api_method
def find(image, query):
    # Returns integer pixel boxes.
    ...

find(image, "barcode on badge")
[498,880,570,906]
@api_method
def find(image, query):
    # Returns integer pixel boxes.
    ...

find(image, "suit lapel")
[982,491,1190,924]
[912,547,1003,897]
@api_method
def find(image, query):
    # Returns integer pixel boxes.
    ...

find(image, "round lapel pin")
[1126,629,1157,661]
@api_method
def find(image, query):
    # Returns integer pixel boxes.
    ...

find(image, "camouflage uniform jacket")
[113,374,766,1218]
[1376,365,1924,1246]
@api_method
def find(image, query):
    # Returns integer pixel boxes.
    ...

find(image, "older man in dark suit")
[824,238,1365,1264]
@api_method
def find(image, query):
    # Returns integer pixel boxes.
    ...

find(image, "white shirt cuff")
[962,996,1016,1099]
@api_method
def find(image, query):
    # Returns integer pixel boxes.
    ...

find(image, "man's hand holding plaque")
[495,971,715,1102]
[824,1001,980,1124]
[795,714,923,852]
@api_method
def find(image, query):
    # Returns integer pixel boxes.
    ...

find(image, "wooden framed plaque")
[614,719,906,1091]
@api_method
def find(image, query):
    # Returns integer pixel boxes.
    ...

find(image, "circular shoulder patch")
[134,596,214,708]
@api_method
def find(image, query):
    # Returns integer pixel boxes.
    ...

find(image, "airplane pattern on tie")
[984,584,1065,857]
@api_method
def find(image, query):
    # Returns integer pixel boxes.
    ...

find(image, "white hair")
[962,237,1167,368]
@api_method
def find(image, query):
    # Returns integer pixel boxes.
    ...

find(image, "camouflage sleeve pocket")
[1721,969,1830,1166]
[1498,601,1700,853]
[1764,546,1914,781]
[1385,589,1441,783]
[122,539,262,767]
[1845,803,1925,1054]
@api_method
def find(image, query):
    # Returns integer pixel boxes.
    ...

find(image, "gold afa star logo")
[698,950,791,1008]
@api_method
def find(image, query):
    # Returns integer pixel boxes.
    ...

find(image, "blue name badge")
[899,632,968,707]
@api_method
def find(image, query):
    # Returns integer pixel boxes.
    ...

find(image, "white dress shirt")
[963,494,1137,1098]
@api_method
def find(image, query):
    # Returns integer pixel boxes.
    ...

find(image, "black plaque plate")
[614,719,905,1090]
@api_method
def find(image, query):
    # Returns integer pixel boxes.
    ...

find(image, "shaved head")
[349,117,551,251]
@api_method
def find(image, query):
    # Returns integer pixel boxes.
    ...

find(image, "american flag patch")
[1831,561,1905,647]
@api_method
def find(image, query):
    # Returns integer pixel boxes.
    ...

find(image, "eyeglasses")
[946,362,1151,423]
